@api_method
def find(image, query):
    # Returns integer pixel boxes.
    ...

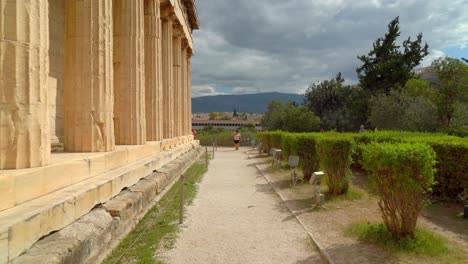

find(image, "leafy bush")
[424,141,468,199]
[296,134,322,181]
[280,133,298,159]
[318,135,354,194]
[269,131,283,149]
[361,143,436,239]
[260,130,467,200]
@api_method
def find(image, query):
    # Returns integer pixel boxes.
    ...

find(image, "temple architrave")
[0,1,199,262]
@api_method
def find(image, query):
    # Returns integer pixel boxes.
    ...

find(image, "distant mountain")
[192,92,305,113]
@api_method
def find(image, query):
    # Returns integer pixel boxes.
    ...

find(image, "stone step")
[0,136,191,214]
[10,147,203,264]
[0,140,199,263]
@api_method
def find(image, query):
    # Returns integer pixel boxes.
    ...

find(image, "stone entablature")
[0,0,199,169]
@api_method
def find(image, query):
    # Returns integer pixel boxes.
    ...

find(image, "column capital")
[173,24,184,37]
[160,5,175,20]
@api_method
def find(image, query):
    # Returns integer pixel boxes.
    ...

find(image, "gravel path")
[164,148,324,264]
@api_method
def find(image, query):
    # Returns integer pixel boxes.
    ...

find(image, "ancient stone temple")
[0,1,199,263]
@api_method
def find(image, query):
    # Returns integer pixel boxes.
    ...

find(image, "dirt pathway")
[164,148,324,264]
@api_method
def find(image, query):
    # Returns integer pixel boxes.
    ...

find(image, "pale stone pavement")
[164,147,324,264]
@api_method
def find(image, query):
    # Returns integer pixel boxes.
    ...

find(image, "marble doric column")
[161,17,174,139]
[0,0,50,169]
[181,46,187,136]
[187,54,192,136]
[172,31,182,138]
[113,0,146,145]
[64,0,115,152]
[144,0,163,141]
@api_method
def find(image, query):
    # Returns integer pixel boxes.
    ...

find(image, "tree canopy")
[304,73,367,131]
[356,17,429,95]
[261,100,320,132]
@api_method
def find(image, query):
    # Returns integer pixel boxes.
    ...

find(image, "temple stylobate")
[0,0,199,169]
[0,1,199,263]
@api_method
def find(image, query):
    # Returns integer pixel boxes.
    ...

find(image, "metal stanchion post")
[205,146,208,167]
[179,174,185,224]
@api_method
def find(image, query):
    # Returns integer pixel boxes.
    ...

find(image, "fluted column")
[64,0,115,152]
[0,0,50,169]
[173,31,182,137]
[113,0,146,145]
[161,17,174,139]
[181,46,187,136]
[187,55,192,136]
[144,0,163,141]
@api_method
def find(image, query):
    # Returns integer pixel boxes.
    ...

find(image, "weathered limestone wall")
[48,0,65,145]
[113,0,147,145]
[64,0,115,152]
[0,0,51,169]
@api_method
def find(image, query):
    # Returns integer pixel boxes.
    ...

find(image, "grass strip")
[346,222,464,263]
[103,159,208,264]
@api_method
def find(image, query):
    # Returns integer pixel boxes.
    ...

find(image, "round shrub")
[361,142,436,239]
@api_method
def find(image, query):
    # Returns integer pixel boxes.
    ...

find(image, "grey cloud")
[191,0,468,96]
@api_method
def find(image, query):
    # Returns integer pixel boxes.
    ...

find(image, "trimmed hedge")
[318,135,355,195]
[197,129,257,147]
[258,130,467,200]
[296,134,322,181]
[361,142,436,239]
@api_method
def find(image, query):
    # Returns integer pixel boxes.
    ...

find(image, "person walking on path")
[232,130,241,150]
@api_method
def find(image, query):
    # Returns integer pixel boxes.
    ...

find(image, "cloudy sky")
[190,0,468,97]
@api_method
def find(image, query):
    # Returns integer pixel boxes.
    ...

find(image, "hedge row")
[258,131,467,200]
[197,129,257,147]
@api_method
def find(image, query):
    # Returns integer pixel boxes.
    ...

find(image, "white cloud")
[191,85,224,97]
[420,49,445,67]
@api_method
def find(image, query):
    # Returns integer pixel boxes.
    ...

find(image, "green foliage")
[361,142,436,238]
[369,90,438,132]
[423,141,468,199]
[261,130,467,200]
[431,57,468,130]
[197,128,256,147]
[296,134,322,181]
[261,100,286,130]
[357,17,429,95]
[318,135,355,195]
[269,131,283,149]
[280,133,299,159]
[305,73,368,132]
[283,106,321,132]
[261,100,320,132]
[346,222,462,263]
